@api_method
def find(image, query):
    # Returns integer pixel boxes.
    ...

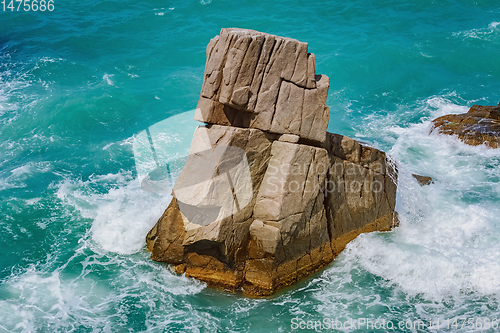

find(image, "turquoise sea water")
[2,0,500,331]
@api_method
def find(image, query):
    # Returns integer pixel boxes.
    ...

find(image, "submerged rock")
[412,174,433,186]
[146,29,398,296]
[431,104,500,148]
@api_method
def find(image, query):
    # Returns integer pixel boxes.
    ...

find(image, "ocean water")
[1,0,500,331]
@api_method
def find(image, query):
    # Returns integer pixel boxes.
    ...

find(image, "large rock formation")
[195,28,330,144]
[146,28,398,296]
[432,104,500,148]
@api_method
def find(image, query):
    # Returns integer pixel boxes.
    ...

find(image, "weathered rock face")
[324,133,398,255]
[195,28,330,144]
[432,104,500,148]
[146,29,398,296]
[245,140,331,294]
[146,128,397,296]
[147,124,277,289]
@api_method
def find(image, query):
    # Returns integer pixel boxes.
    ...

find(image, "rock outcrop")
[412,174,433,186]
[195,28,330,144]
[146,28,398,296]
[432,104,500,148]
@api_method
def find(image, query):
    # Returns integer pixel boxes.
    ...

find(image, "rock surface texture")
[194,28,330,144]
[146,29,398,296]
[432,104,500,148]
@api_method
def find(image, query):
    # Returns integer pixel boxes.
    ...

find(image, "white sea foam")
[0,71,32,123]
[56,171,171,255]
[102,74,114,86]
[302,98,500,332]
[453,21,500,41]
[0,161,53,191]
[54,114,196,254]
[320,97,500,306]
[0,54,53,120]
[0,113,214,328]
[348,93,471,151]
[31,56,64,72]
[102,143,113,150]
[0,250,206,332]
[424,95,469,118]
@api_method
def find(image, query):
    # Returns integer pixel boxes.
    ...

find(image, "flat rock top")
[432,104,500,148]
[223,28,303,44]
